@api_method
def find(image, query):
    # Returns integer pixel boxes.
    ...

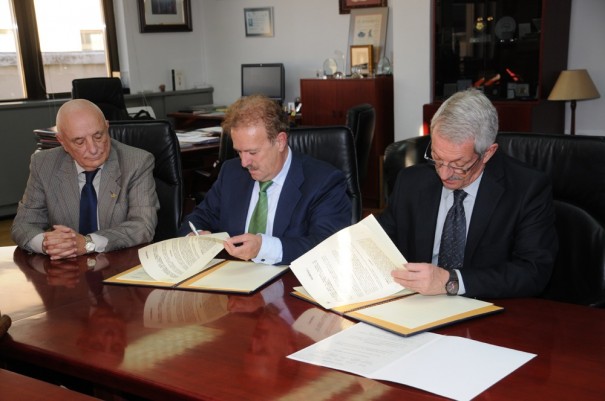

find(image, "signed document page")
[289,323,535,401]
[290,215,407,309]
[138,233,229,283]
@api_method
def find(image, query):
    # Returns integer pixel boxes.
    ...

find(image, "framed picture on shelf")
[350,45,374,76]
[244,7,274,37]
[339,0,388,15]
[347,7,388,74]
[137,0,192,33]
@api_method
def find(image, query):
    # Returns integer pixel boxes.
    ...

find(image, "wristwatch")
[84,235,96,254]
[445,269,459,296]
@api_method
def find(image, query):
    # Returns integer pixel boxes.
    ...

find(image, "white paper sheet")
[290,215,408,309]
[289,323,535,401]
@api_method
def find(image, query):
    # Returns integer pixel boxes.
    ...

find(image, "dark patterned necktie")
[248,181,273,234]
[79,169,99,235]
[438,189,468,270]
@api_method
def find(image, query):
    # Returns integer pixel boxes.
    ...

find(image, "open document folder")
[290,215,502,336]
[289,322,535,401]
[104,233,288,293]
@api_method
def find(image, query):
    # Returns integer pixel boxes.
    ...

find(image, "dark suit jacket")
[378,150,558,298]
[179,150,352,264]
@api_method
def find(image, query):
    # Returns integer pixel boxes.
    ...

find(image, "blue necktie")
[79,169,99,235]
[438,189,468,270]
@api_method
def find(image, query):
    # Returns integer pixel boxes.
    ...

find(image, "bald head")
[55,99,111,171]
[56,99,105,132]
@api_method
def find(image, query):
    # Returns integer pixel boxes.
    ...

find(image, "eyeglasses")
[424,141,482,175]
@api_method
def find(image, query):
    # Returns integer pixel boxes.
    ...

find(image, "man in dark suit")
[11,99,159,260]
[179,95,351,265]
[379,89,557,298]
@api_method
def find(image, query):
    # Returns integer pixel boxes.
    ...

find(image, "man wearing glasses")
[378,89,557,298]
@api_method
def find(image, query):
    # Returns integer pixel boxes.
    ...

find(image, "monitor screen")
[241,63,285,104]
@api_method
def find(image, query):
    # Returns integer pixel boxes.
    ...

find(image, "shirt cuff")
[89,233,108,253]
[454,269,466,295]
[252,234,283,265]
[28,233,45,254]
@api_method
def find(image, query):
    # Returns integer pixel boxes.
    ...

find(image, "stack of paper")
[176,128,221,146]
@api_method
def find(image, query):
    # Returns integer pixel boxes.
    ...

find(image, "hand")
[224,233,262,261]
[43,225,79,260]
[45,258,83,287]
[391,263,450,295]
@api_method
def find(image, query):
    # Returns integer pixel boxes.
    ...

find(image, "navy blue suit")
[179,150,351,264]
[378,150,558,298]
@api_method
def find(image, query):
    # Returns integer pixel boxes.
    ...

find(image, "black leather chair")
[207,126,362,224]
[346,103,376,186]
[72,77,130,121]
[108,120,183,242]
[382,132,605,307]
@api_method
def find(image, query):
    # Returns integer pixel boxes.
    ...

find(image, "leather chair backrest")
[217,126,361,224]
[346,103,376,185]
[383,132,605,306]
[72,77,130,121]
[108,120,183,242]
[289,126,362,224]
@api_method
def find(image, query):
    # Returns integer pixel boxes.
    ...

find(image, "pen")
[188,221,200,236]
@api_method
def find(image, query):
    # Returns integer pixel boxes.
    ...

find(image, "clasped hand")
[391,262,450,295]
[43,225,86,260]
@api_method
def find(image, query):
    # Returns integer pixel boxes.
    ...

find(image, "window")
[0,0,119,101]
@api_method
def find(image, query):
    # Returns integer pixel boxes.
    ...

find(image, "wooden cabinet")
[300,76,394,209]
[424,0,571,134]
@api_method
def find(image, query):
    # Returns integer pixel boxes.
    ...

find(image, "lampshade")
[548,69,600,101]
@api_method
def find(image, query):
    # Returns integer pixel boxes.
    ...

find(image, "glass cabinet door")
[434,0,543,101]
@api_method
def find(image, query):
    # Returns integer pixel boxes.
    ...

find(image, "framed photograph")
[339,0,388,15]
[347,7,388,74]
[137,0,192,33]
[244,7,274,37]
[350,45,374,75]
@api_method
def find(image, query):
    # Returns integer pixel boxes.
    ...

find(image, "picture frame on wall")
[350,45,374,76]
[244,7,274,37]
[137,0,192,33]
[339,0,388,15]
[347,7,388,74]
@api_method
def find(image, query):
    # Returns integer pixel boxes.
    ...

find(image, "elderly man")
[12,99,159,259]
[379,89,557,298]
[179,94,351,265]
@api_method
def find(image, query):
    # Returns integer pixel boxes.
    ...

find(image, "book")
[104,234,288,294]
[290,215,503,336]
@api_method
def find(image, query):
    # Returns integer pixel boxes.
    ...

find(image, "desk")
[1,245,605,400]
[0,368,100,401]
[168,111,225,130]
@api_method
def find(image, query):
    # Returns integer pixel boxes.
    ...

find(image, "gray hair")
[430,88,498,154]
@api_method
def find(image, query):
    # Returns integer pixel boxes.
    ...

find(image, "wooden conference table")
[0,245,604,400]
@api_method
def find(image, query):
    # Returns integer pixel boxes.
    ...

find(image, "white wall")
[115,0,605,139]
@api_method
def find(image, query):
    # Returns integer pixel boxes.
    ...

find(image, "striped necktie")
[438,189,468,270]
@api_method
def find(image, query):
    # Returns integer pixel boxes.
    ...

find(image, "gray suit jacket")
[12,139,159,252]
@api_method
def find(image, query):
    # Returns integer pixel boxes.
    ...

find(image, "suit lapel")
[56,153,81,230]
[98,147,121,230]
[465,151,506,262]
[273,152,303,237]
[416,177,442,261]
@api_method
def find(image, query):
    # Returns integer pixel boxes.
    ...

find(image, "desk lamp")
[548,69,600,135]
